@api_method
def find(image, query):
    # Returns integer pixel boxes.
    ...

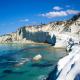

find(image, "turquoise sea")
[0,43,67,80]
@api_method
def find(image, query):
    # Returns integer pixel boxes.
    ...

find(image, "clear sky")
[0,0,80,35]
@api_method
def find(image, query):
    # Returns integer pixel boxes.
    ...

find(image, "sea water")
[0,43,67,80]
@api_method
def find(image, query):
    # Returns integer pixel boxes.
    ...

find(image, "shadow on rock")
[46,65,58,80]
[74,73,80,80]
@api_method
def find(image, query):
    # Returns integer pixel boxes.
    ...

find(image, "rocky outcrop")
[0,34,12,43]
[33,54,42,61]
[16,27,56,45]
[56,45,80,80]
[55,45,80,80]
[46,13,80,80]
[46,43,80,80]
[46,45,80,80]
[0,27,56,45]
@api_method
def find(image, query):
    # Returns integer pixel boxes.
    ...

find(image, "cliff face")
[0,13,80,44]
[0,26,56,45]
[46,13,80,80]
[57,45,80,80]
[16,27,56,45]
[0,33,17,43]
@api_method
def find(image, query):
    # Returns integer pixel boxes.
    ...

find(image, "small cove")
[0,43,67,80]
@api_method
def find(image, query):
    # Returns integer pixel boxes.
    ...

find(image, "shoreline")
[46,44,80,80]
[0,41,66,49]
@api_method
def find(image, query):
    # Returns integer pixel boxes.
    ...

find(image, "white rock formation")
[46,14,80,80]
[33,54,42,61]
[0,14,80,46]
[57,45,80,80]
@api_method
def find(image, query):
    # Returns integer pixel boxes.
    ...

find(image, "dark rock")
[46,65,58,80]
[74,73,80,80]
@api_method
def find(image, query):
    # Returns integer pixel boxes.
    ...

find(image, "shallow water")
[0,43,67,80]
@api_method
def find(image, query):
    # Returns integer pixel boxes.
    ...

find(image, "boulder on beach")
[33,54,42,61]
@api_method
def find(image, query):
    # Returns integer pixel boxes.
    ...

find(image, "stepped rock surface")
[46,13,80,80]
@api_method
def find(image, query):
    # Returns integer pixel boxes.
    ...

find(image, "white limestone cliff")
[0,14,80,46]
[56,45,80,80]
[46,13,80,80]
[56,14,80,80]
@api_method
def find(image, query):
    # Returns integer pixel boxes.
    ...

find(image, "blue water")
[0,43,67,80]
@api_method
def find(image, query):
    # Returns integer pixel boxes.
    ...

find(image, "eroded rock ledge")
[46,45,80,80]
[46,13,80,80]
